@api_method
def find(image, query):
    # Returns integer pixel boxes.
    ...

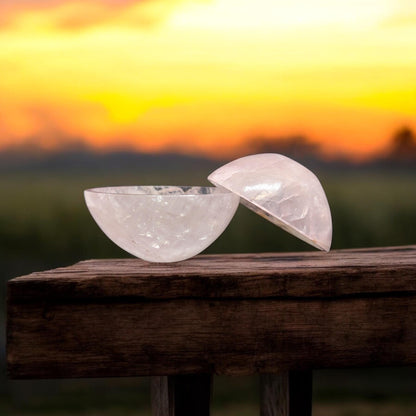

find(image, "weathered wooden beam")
[8,246,416,302]
[7,246,416,379]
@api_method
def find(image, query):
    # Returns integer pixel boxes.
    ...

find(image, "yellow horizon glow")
[0,0,415,158]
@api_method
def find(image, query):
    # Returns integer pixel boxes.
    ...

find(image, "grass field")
[3,402,416,416]
[1,167,416,415]
[1,168,415,279]
[3,370,416,415]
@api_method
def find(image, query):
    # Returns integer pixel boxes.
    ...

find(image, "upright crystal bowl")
[84,186,240,262]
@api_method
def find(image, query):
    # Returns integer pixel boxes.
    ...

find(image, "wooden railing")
[7,245,416,415]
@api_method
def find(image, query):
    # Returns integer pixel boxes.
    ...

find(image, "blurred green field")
[1,168,416,415]
[3,370,416,416]
[1,169,415,280]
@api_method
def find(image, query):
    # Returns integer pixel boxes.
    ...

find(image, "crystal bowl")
[208,153,332,251]
[84,186,240,262]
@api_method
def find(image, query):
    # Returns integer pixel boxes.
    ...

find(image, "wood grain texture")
[8,295,416,378]
[260,373,289,416]
[8,246,416,302]
[7,246,416,379]
[151,377,174,416]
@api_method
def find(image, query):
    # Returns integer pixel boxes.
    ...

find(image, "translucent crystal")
[208,153,332,251]
[84,186,240,262]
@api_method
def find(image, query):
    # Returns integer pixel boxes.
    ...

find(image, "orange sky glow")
[0,0,415,159]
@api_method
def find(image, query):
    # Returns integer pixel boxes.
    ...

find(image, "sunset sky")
[0,0,415,159]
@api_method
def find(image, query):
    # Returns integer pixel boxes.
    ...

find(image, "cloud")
[0,0,199,31]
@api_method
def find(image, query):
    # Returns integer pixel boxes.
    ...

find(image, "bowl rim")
[84,185,235,197]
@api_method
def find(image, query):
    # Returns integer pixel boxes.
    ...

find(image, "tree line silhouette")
[249,126,416,169]
[0,127,415,172]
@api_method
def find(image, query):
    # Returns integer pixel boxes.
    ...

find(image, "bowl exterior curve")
[208,153,332,251]
[84,186,239,262]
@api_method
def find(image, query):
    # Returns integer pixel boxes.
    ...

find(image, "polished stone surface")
[84,186,239,262]
[208,153,332,251]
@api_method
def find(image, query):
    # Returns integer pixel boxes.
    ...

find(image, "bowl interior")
[85,185,230,196]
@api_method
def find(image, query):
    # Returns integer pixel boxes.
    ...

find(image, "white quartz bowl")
[208,153,332,251]
[84,186,240,263]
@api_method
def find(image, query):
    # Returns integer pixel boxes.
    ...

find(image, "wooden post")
[151,374,212,416]
[260,371,312,416]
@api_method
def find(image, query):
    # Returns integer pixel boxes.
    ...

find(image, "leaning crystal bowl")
[84,186,240,263]
[208,153,332,251]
